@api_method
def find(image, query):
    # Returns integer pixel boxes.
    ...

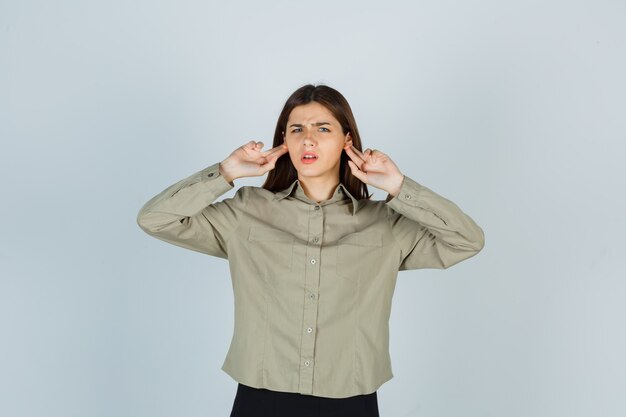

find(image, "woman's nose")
[303,128,316,143]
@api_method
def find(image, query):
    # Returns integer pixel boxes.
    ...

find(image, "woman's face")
[283,101,350,182]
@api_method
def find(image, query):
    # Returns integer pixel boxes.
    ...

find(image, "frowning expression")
[283,101,350,181]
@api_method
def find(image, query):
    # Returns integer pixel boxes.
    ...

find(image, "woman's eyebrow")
[288,122,331,128]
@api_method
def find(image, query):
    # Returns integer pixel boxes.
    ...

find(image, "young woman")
[137,84,485,417]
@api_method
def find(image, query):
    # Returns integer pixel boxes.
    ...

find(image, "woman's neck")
[297,175,340,203]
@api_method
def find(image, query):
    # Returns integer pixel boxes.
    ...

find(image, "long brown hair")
[262,84,372,200]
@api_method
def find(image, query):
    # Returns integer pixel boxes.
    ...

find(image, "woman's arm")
[343,143,484,270]
[385,175,485,270]
[137,141,288,258]
[136,162,243,258]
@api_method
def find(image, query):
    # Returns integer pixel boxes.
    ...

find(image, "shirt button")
[307,327,313,333]
[310,258,316,265]
[314,206,320,210]
[309,293,316,300]
[304,360,311,367]
[404,194,411,199]
[313,237,319,243]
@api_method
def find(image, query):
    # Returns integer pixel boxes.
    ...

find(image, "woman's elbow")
[471,226,486,253]
[441,230,485,269]
[136,209,166,235]
[136,210,153,234]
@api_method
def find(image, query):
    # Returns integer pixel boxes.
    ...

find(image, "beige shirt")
[136,161,485,398]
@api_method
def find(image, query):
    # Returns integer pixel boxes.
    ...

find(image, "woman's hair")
[262,84,372,200]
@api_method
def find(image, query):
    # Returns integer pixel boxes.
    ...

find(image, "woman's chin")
[296,166,322,175]
[297,170,339,182]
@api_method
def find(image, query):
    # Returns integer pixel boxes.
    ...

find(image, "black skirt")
[229,383,380,417]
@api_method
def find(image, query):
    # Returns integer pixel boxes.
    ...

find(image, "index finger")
[261,143,289,158]
[345,144,366,163]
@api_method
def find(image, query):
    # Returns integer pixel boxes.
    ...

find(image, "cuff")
[386,175,424,207]
[198,162,235,194]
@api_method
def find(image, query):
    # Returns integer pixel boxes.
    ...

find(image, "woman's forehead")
[288,102,339,124]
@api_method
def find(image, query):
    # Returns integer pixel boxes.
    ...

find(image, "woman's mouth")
[301,153,318,164]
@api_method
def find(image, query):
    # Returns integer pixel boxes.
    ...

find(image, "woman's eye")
[290,127,329,133]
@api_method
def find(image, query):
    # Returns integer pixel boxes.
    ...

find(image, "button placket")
[298,203,323,395]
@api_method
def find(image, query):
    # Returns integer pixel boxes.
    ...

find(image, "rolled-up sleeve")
[385,175,485,270]
[136,162,245,259]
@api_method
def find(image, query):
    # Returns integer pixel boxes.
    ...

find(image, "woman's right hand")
[219,141,289,183]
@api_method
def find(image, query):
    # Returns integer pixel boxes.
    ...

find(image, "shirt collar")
[273,178,359,215]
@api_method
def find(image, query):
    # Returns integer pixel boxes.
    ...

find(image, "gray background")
[1,1,625,416]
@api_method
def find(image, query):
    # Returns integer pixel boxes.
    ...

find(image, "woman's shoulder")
[356,195,392,214]
[235,185,280,201]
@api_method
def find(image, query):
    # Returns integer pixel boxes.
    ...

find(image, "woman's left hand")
[344,141,404,197]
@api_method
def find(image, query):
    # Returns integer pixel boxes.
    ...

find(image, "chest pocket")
[336,232,383,282]
[247,225,295,277]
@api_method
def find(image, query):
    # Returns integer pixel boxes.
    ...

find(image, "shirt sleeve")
[385,175,485,270]
[136,162,245,259]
